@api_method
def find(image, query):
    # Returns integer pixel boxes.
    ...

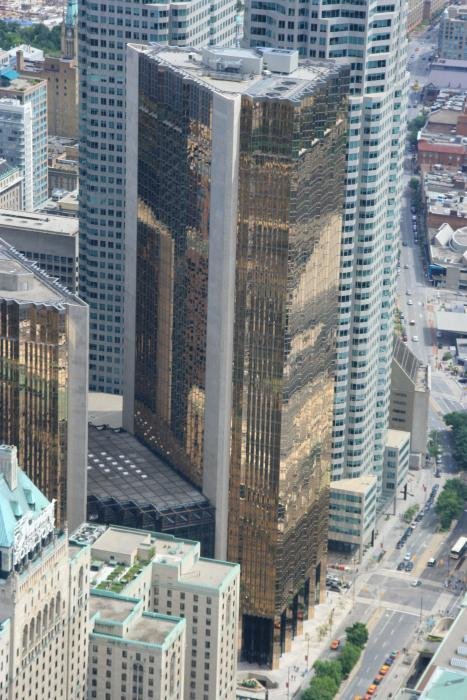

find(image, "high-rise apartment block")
[75,524,240,700]
[0,445,90,700]
[0,239,88,529]
[246,1,408,517]
[439,5,467,60]
[0,70,48,210]
[0,97,33,211]
[124,44,349,666]
[78,0,238,394]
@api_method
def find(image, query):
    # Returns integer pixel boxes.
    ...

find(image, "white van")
[427,558,436,567]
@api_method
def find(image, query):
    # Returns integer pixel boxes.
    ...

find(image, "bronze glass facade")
[229,78,349,666]
[130,47,349,667]
[134,56,213,488]
[0,301,69,525]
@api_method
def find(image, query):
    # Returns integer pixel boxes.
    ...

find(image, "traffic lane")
[419,509,467,583]
[344,611,418,700]
[358,573,440,612]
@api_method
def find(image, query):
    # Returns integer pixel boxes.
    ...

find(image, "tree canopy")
[345,622,369,648]
[444,412,467,470]
[302,675,339,700]
[313,659,343,687]
[435,478,467,529]
[0,21,61,56]
[407,113,427,145]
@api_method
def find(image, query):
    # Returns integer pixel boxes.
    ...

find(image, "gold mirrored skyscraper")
[0,239,88,530]
[124,45,349,667]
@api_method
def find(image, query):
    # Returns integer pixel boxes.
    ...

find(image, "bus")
[450,536,467,560]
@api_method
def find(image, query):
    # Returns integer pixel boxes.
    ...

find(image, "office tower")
[78,0,238,394]
[89,592,186,700]
[17,0,78,139]
[124,44,349,666]
[246,2,408,496]
[0,70,48,210]
[0,98,33,211]
[439,5,467,60]
[0,159,22,210]
[0,445,90,700]
[0,239,88,529]
[0,209,79,291]
[74,523,240,700]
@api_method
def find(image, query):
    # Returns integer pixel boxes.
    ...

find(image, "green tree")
[339,642,361,677]
[435,489,463,529]
[0,20,61,56]
[407,113,427,145]
[313,659,343,686]
[302,675,339,700]
[345,622,369,648]
[427,430,442,459]
[444,412,467,470]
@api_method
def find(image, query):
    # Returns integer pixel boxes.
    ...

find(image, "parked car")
[330,639,340,650]
[411,579,422,587]
[397,561,405,571]
[427,558,437,567]
[412,335,419,342]
[404,552,412,561]
[407,300,413,305]
[405,561,414,571]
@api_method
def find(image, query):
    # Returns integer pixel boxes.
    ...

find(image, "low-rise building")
[0,444,90,700]
[89,591,186,700]
[329,476,377,555]
[383,430,410,500]
[73,524,240,700]
[0,159,22,210]
[390,337,431,467]
[87,423,215,556]
[418,101,467,173]
[429,221,467,289]
[0,208,78,291]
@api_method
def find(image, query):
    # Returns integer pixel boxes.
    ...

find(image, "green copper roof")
[65,0,78,28]
[0,468,50,549]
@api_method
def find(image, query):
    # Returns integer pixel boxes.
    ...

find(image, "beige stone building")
[76,524,240,700]
[0,445,90,700]
[17,0,78,139]
[89,591,186,700]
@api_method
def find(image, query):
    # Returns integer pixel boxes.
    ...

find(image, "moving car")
[407,300,413,305]
[367,685,377,695]
[330,639,340,650]
[379,665,390,675]
[412,335,419,342]
[411,579,422,587]
[427,558,436,567]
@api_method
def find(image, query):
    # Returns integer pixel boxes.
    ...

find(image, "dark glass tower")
[124,44,349,667]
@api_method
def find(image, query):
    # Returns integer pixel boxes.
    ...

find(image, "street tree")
[345,622,369,648]
[302,675,339,700]
[444,412,467,470]
[313,659,343,686]
[339,642,361,677]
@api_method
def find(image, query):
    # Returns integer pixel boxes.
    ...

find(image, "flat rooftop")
[0,209,78,236]
[131,44,342,101]
[386,428,410,449]
[127,613,179,645]
[90,592,136,623]
[0,239,84,306]
[330,475,377,495]
[436,310,467,334]
[87,424,208,511]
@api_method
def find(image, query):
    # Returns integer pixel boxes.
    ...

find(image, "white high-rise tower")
[246,2,409,518]
[78,0,238,393]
